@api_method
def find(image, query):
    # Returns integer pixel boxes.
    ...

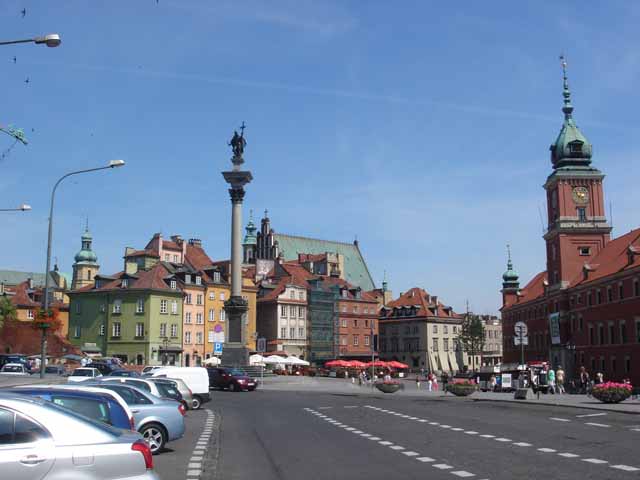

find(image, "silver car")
[149,377,195,409]
[0,391,158,480]
[85,382,185,454]
[98,377,183,403]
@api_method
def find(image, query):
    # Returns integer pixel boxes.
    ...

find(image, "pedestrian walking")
[442,371,449,394]
[432,375,439,392]
[489,374,497,392]
[594,372,604,385]
[427,372,433,392]
[556,366,565,394]
[415,374,421,390]
[548,367,556,394]
[579,366,590,394]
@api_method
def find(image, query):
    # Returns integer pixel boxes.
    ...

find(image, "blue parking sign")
[214,342,223,355]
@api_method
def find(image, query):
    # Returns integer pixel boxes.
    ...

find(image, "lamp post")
[0,204,31,212]
[39,160,125,378]
[0,33,61,48]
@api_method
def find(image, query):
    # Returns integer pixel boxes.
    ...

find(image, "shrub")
[446,381,476,397]
[591,382,633,404]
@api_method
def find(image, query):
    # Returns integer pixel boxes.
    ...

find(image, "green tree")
[0,296,17,329]
[458,314,485,372]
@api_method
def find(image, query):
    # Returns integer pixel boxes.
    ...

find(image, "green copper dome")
[550,59,592,169]
[243,213,257,245]
[502,246,519,290]
[74,227,98,264]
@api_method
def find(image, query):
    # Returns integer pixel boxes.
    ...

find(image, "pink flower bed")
[592,382,633,403]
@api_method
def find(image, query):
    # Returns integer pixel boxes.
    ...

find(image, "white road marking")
[360,433,372,437]
[611,465,640,472]
[379,441,393,445]
[352,430,363,434]
[495,438,511,442]
[389,445,405,450]
[408,417,418,420]
[451,428,464,431]
[418,419,428,423]
[318,406,333,409]
[345,427,356,431]
[632,429,640,432]
[480,434,495,438]
[344,406,358,408]
[451,471,475,477]
[576,412,606,418]
[368,436,381,441]
[464,431,478,435]
[558,453,579,458]
[585,422,610,428]
[188,463,202,469]
[403,451,420,456]
[440,425,452,429]
[433,464,453,470]
[550,417,570,422]
[416,457,436,462]
[582,459,607,464]
[513,442,532,447]
[538,448,556,453]
[429,422,440,426]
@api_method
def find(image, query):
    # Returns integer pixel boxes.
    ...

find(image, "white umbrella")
[263,355,287,365]
[204,356,221,366]
[288,356,310,366]
[249,354,265,365]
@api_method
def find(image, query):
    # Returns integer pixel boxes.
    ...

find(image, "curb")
[472,397,640,415]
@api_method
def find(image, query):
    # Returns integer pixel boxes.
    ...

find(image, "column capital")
[229,188,245,203]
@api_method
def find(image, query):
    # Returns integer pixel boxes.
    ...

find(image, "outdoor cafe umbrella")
[348,360,367,369]
[287,356,310,366]
[387,360,409,369]
[325,360,350,368]
[204,356,221,366]
[364,360,388,368]
[249,354,265,366]
[263,355,287,365]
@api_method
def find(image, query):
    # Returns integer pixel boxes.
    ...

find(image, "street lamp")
[39,160,125,378]
[0,33,61,48]
[0,203,31,212]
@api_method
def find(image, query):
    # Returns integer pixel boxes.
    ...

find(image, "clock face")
[572,186,589,204]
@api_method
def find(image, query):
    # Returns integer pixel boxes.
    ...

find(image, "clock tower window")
[577,207,586,222]
[579,247,590,256]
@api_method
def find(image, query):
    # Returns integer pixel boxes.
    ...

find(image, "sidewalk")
[259,376,640,414]
[0,375,66,389]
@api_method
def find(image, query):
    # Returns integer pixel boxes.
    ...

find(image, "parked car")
[86,362,122,376]
[109,369,141,377]
[0,391,158,479]
[0,363,31,376]
[142,366,163,376]
[85,382,185,454]
[99,377,183,403]
[68,367,103,382]
[151,367,210,409]
[0,354,30,372]
[149,377,195,410]
[7,386,135,430]
[207,367,257,392]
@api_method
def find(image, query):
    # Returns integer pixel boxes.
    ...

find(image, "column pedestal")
[221,295,249,366]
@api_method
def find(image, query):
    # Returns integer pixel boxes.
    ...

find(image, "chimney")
[432,295,438,305]
[0,283,4,295]
[170,235,183,243]
[28,278,33,289]
[188,238,202,247]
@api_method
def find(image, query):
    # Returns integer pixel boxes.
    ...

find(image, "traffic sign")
[256,337,266,353]
[514,321,528,338]
[514,336,529,346]
[213,342,223,355]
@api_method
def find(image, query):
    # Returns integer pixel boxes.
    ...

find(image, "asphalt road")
[211,389,640,480]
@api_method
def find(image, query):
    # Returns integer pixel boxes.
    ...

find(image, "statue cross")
[240,121,246,138]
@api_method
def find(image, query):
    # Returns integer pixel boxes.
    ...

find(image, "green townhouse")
[69,256,185,366]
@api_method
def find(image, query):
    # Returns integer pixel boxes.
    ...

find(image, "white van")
[151,367,210,409]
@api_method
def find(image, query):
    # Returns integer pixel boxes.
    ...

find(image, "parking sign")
[257,337,266,353]
[214,342,223,355]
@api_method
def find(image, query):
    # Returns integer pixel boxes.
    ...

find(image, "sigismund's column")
[221,123,253,366]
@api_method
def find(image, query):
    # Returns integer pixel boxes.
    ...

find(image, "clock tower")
[543,58,611,289]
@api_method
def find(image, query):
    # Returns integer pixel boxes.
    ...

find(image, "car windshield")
[230,369,247,376]
[101,385,153,405]
[72,369,93,376]
[155,382,180,398]
[2,365,23,373]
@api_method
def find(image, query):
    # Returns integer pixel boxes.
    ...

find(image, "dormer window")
[121,279,128,288]
[213,272,221,283]
[579,247,591,256]
[195,276,201,285]
[170,279,177,290]
[185,274,191,284]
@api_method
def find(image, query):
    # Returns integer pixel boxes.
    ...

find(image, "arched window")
[87,269,91,280]
[136,354,143,365]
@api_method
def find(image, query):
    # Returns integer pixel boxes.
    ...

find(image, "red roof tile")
[125,249,159,258]
[74,264,178,293]
[504,271,547,308]
[385,287,462,318]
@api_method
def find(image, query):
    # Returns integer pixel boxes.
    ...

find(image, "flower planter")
[591,383,632,404]
[375,382,401,394]
[446,384,476,397]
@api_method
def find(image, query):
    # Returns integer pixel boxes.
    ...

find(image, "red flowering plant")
[33,307,62,332]
[591,382,633,404]
[446,378,477,396]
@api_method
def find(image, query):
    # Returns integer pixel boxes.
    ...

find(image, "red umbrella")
[364,360,388,368]
[387,361,409,369]
[325,360,350,368]
[348,360,367,369]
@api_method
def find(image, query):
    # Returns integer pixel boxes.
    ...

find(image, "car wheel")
[140,423,166,455]
[229,382,238,392]
[192,396,202,410]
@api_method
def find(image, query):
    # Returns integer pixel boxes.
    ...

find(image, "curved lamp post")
[39,160,125,378]
[0,204,31,212]
[0,33,61,48]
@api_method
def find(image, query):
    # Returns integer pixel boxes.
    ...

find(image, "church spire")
[560,55,573,120]
[502,244,519,290]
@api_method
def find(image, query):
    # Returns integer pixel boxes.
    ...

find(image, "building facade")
[379,288,468,372]
[501,64,640,384]
[479,315,502,366]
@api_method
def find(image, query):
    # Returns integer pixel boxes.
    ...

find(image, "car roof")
[2,363,26,367]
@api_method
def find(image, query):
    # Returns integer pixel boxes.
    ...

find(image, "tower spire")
[560,54,573,120]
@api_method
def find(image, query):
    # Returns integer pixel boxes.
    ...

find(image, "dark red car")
[207,367,257,392]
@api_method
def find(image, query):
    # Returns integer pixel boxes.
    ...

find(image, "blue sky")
[1,1,639,314]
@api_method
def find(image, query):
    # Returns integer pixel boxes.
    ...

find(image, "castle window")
[596,290,602,304]
[99,324,105,336]
[170,280,177,290]
[579,247,590,256]
[195,276,201,286]
[634,279,640,297]
[74,326,81,338]
[569,142,583,154]
[577,207,587,222]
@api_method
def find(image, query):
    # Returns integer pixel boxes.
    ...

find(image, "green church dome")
[74,226,98,264]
